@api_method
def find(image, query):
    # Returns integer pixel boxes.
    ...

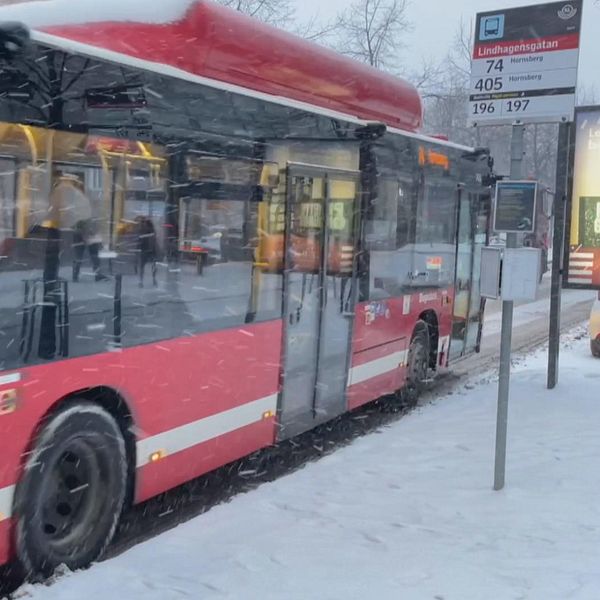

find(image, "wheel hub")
[40,443,99,546]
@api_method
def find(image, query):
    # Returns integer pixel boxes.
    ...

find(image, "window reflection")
[414,178,459,288]
[0,157,16,251]
[0,124,283,371]
[364,177,414,299]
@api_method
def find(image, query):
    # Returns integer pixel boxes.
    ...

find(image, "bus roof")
[0,0,423,133]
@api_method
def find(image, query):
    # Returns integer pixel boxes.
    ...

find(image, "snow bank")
[15,329,600,599]
[0,0,197,29]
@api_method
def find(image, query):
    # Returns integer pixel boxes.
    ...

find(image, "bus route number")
[506,99,530,113]
[472,60,504,93]
[485,59,504,74]
[472,102,496,115]
[474,77,503,92]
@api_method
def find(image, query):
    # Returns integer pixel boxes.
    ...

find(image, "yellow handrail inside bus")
[18,125,38,165]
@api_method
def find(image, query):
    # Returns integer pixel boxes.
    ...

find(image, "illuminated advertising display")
[565,107,600,288]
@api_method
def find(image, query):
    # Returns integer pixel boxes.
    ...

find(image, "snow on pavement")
[483,287,594,336]
[15,329,600,600]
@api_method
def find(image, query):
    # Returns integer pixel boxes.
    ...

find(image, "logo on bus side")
[365,302,391,325]
[419,292,438,304]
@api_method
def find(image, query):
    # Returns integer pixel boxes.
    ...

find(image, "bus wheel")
[15,402,127,578]
[402,322,430,407]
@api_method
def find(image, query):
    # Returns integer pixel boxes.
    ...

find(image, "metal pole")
[494,123,524,491]
[547,122,571,389]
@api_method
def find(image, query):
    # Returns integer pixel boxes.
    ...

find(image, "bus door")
[449,189,489,359]
[465,191,491,352]
[278,165,360,439]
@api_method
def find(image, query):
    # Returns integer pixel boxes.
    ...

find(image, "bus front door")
[278,165,360,439]
[449,190,489,359]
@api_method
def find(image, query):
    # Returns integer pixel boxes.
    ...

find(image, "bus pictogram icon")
[485,18,500,36]
[480,14,505,40]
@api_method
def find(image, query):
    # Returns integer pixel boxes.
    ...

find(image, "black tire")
[15,402,127,578]
[591,339,600,358]
[402,321,430,407]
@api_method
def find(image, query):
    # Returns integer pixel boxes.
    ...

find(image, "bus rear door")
[278,165,360,439]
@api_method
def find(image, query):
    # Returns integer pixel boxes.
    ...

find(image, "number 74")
[485,59,504,73]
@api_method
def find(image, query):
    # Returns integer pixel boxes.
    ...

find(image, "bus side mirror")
[0,22,30,59]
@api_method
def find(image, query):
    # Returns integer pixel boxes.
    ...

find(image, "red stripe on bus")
[136,418,275,503]
[347,371,401,411]
[350,338,407,368]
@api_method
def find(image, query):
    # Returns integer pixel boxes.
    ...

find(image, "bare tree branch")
[215,0,294,26]
[332,0,412,70]
[216,0,339,42]
[447,18,473,80]
[294,15,338,43]
[409,59,444,98]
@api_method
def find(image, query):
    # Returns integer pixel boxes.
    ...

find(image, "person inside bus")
[73,218,107,282]
[51,172,108,282]
[135,215,158,287]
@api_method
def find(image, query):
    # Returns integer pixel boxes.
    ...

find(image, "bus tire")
[402,321,430,407]
[15,402,127,578]
[591,339,600,358]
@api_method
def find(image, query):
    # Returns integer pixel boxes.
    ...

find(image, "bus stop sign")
[494,180,538,233]
[468,1,583,126]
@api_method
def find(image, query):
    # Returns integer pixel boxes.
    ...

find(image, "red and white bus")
[0,0,492,576]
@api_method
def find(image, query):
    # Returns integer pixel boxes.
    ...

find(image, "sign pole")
[494,123,524,491]
[547,122,571,389]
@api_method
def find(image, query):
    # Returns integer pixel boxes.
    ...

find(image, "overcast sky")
[296,0,599,92]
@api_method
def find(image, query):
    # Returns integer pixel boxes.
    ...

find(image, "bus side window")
[0,158,16,258]
[412,174,458,288]
[395,191,410,248]
[363,177,413,300]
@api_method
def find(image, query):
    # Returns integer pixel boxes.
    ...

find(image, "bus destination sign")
[494,180,538,233]
[468,1,583,126]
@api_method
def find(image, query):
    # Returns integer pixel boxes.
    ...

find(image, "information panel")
[494,180,538,233]
[565,106,600,289]
[468,1,582,126]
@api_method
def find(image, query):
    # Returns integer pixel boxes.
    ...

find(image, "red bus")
[0,1,492,576]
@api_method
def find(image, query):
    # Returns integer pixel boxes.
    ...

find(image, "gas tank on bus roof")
[0,0,423,133]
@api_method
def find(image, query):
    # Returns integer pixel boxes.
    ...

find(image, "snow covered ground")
[14,328,600,600]
[483,288,594,337]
